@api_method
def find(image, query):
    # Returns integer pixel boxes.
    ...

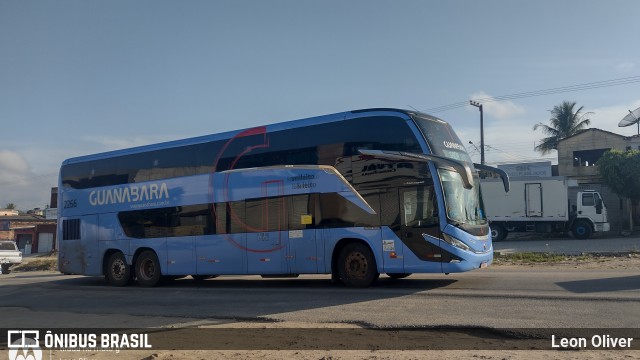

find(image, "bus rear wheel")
[338,242,379,288]
[135,250,162,287]
[105,252,130,286]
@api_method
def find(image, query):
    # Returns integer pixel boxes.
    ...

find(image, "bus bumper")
[441,248,493,273]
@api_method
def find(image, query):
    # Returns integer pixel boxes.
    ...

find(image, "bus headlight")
[442,233,471,252]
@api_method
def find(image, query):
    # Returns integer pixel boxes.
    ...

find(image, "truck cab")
[572,190,610,238]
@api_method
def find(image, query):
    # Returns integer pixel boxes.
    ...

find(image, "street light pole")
[469,100,485,165]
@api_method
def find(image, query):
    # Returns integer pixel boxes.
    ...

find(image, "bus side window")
[316,193,379,228]
[288,195,313,231]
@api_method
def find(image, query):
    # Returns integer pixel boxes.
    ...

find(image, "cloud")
[469,91,526,120]
[617,62,636,72]
[589,99,640,135]
[80,135,179,151]
[0,150,30,174]
[0,150,56,210]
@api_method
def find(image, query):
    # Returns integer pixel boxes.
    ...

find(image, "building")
[557,128,640,232]
[0,212,56,254]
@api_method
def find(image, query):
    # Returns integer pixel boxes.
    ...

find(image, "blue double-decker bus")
[58,108,508,287]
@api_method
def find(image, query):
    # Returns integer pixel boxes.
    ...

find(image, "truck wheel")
[490,224,508,242]
[105,252,131,286]
[338,242,379,288]
[135,250,162,287]
[572,220,592,239]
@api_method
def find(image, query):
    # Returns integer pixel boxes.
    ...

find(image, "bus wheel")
[387,273,411,279]
[135,250,162,287]
[571,220,592,239]
[105,252,130,287]
[338,242,379,288]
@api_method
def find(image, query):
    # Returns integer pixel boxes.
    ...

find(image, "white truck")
[480,177,610,241]
[0,241,22,274]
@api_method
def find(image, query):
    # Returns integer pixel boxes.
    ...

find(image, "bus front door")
[398,186,443,273]
[245,183,287,275]
[286,195,317,274]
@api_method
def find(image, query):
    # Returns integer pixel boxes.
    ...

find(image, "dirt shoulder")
[493,252,640,270]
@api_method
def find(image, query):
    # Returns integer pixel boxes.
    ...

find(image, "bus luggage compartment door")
[60,215,100,275]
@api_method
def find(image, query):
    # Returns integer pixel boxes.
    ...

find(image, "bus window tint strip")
[62,117,422,189]
[117,192,381,239]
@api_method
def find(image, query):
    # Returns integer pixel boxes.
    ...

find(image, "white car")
[0,241,22,274]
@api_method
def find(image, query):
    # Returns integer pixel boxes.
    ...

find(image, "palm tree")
[533,101,592,154]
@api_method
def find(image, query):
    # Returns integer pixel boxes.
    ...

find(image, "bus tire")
[571,220,592,239]
[135,250,162,287]
[338,242,379,288]
[490,224,508,242]
[387,273,411,279]
[105,252,131,287]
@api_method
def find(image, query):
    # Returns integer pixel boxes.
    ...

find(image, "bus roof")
[62,108,429,166]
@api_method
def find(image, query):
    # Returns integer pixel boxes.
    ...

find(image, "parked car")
[0,241,22,274]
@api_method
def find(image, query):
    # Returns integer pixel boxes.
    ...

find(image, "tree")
[597,149,640,231]
[5,203,16,210]
[533,101,592,154]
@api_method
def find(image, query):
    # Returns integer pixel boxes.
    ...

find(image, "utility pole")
[469,100,485,165]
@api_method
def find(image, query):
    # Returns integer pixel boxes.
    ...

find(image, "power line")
[424,75,640,113]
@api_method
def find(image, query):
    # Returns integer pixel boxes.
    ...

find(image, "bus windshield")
[439,169,487,228]
[412,115,472,164]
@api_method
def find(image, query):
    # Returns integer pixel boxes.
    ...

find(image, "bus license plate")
[480,262,488,269]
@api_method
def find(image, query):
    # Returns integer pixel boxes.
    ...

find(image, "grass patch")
[494,252,586,264]
[13,258,58,272]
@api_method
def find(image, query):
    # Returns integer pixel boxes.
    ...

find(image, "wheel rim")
[491,229,498,238]
[139,258,156,280]
[110,258,126,281]
[577,226,586,235]
[344,252,368,279]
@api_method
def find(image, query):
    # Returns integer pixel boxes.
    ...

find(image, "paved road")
[494,234,640,255]
[1,267,638,330]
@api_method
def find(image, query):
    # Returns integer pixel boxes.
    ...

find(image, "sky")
[1,0,640,210]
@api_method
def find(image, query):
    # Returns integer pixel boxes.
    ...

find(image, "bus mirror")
[357,149,474,190]
[473,163,510,192]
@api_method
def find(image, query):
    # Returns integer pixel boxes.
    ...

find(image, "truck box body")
[480,176,609,240]
[481,177,569,222]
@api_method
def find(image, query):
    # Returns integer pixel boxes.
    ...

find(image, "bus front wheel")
[135,250,162,287]
[105,252,131,287]
[337,242,379,288]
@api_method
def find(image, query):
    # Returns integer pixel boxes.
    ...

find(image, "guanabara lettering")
[89,183,169,206]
